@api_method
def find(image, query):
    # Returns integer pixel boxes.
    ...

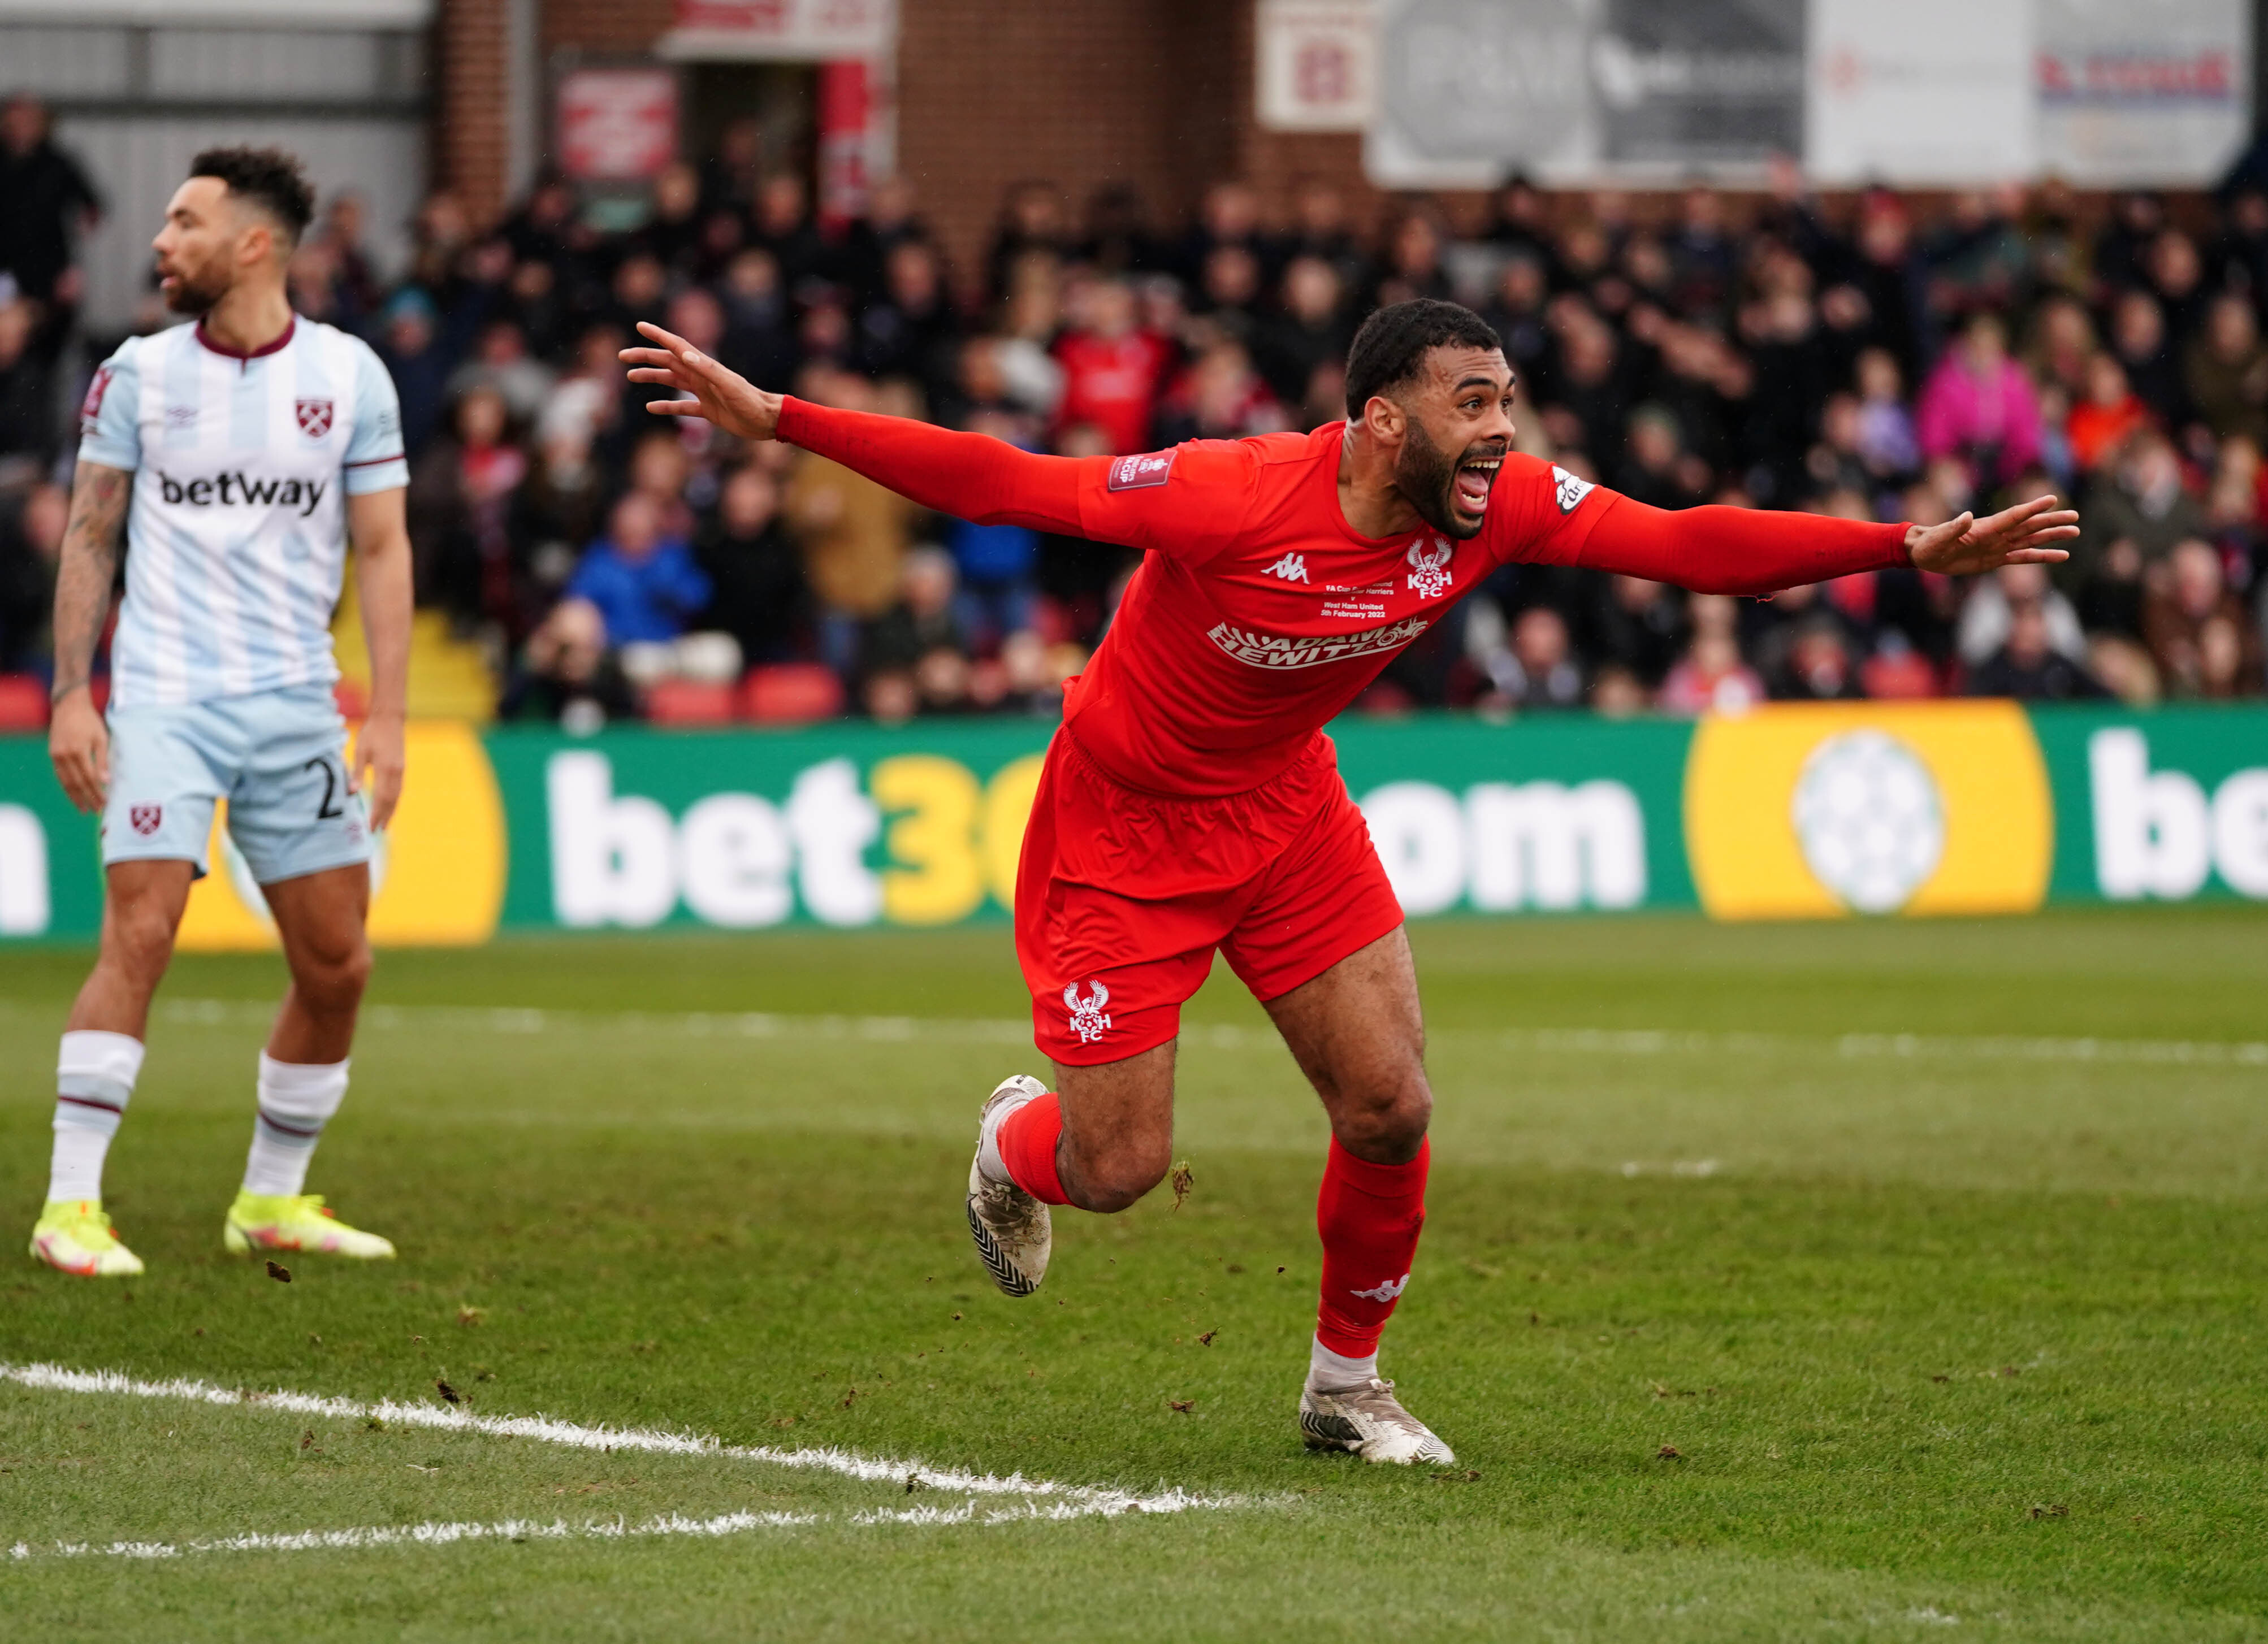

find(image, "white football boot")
[1300,1377,1457,1465]
[966,1074,1052,1297]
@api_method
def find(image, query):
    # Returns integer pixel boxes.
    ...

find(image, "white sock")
[50,1030,145,1203]
[241,1053,349,1198]
[1308,1337,1379,1389]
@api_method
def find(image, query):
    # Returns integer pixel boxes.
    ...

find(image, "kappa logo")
[1349,1272,1410,1304]
[1106,450,1178,491]
[128,803,163,837]
[1063,981,1113,1044]
[295,398,335,440]
[1552,464,1595,515]
[1266,552,1310,583]
[1405,536,1455,600]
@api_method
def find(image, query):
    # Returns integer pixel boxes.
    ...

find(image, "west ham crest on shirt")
[128,804,162,836]
[1405,536,1454,599]
[295,398,335,440]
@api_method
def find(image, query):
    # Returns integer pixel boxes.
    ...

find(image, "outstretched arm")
[622,322,1089,533]
[1573,493,2076,595]
[47,461,130,813]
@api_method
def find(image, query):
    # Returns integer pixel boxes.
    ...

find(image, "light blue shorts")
[102,684,372,885]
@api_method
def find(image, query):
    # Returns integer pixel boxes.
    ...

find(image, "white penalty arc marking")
[121,997,2268,1071]
[0,1361,1240,1525]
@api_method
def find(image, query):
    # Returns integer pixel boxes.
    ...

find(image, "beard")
[1396,416,1485,541]
[161,260,230,316]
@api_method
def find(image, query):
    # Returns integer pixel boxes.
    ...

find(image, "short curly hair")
[1344,299,1504,420]
[189,146,315,246]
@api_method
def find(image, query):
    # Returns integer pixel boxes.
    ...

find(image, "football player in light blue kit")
[31,148,413,1276]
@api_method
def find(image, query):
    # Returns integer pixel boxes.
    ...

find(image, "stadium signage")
[0,706,2265,944]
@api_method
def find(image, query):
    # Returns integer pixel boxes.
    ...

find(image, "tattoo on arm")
[50,464,129,700]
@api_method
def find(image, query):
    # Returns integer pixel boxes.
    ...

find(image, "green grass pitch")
[3,907,2265,1641]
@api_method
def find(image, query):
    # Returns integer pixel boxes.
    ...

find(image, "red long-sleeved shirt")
[777,400,1910,794]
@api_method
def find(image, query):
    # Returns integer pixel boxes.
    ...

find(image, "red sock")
[997,1091,1071,1205]
[1314,1136,1430,1358]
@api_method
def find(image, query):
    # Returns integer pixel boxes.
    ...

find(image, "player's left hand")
[1903,494,2078,577]
[351,711,406,832]
[620,323,783,440]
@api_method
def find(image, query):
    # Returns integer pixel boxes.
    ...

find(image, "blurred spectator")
[2070,432,2209,636]
[566,491,712,647]
[0,96,100,307]
[2108,290,2188,427]
[1966,591,2110,699]
[448,319,556,427]
[943,413,1040,650]
[860,546,968,709]
[0,298,53,472]
[1917,312,2041,486]
[0,478,63,668]
[2183,292,2268,448]
[1155,340,1285,444]
[512,409,606,615]
[858,239,960,398]
[988,182,1071,303]
[786,374,924,675]
[1500,605,1584,708]
[1053,276,1171,453]
[407,386,526,628]
[2066,353,2152,474]
[695,463,804,665]
[2144,537,2263,696]
[1659,595,1765,713]
[1255,256,1352,410]
[376,290,453,459]
[500,596,635,729]
[1957,563,2087,669]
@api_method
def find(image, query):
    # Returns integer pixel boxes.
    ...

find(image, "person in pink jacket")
[1917,311,2044,487]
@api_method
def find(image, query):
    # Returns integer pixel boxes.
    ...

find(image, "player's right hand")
[621,323,783,441]
[49,687,109,814]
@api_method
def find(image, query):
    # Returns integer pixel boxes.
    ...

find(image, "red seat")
[0,674,46,731]
[333,679,370,719]
[739,663,845,725]
[644,679,737,726]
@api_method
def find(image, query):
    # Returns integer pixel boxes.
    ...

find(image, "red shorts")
[1014,728,1405,1066]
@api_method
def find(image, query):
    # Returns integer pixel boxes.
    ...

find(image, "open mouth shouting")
[1451,448,1504,523]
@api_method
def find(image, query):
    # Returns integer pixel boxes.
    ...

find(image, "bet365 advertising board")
[0,702,2262,948]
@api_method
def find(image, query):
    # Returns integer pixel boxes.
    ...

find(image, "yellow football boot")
[224,1192,396,1259]
[29,1199,145,1277]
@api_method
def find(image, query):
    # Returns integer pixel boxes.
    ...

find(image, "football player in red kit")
[625,302,2074,1464]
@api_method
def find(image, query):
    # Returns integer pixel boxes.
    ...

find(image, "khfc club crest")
[1405,536,1454,599]
[1063,980,1113,1044]
[128,804,163,837]
[295,398,335,440]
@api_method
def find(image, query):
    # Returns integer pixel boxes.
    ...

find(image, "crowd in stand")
[2,96,2266,723]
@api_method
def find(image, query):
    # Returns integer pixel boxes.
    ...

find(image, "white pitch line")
[11,1509,822,1562]
[111,997,2268,1070]
[5,1496,1197,1563]
[0,1362,1238,1520]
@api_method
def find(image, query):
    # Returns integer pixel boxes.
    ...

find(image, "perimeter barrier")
[0,701,2262,947]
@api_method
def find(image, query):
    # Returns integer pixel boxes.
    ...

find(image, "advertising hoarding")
[2,704,2266,948]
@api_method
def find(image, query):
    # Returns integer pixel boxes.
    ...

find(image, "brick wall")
[442,0,1433,259]
[433,0,513,224]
